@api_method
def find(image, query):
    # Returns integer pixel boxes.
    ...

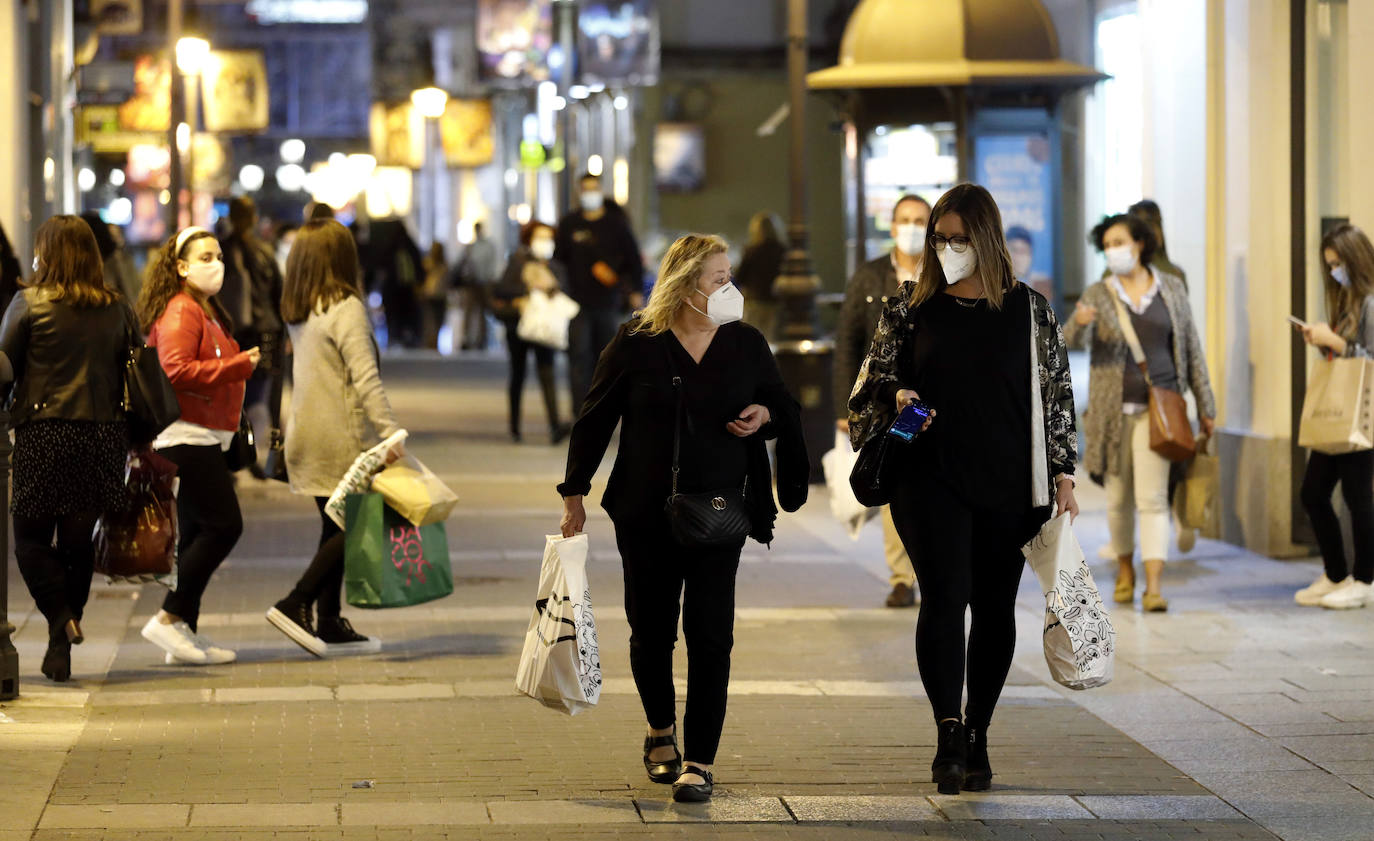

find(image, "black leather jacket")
[0,287,132,426]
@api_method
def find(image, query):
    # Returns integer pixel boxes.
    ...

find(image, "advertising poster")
[974,133,1055,299]
[477,0,554,85]
[77,105,162,154]
[93,0,142,35]
[654,123,704,192]
[440,99,495,168]
[577,0,658,86]
[117,54,171,132]
[200,50,269,133]
[369,102,425,169]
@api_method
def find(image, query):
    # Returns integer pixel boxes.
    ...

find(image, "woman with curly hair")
[136,226,259,666]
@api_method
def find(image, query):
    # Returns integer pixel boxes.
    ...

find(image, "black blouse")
[558,319,788,522]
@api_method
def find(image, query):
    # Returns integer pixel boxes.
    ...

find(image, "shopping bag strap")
[1107,286,1153,386]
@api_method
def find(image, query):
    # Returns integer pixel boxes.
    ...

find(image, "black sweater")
[558,319,809,541]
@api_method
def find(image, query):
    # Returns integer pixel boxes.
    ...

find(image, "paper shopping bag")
[821,430,877,540]
[1176,434,1219,531]
[371,456,459,527]
[1022,512,1115,690]
[325,430,409,527]
[1299,357,1374,454]
[515,534,602,715]
[516,290,580,351]
[344,493,453,609]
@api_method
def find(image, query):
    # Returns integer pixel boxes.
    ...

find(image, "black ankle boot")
[963,725,992,791]
[931,719,966,795]
[42,624,73,682]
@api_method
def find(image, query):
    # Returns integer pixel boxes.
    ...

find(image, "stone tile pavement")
[2,356,1372,840]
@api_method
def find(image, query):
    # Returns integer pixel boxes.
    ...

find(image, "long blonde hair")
[633,234,729,336]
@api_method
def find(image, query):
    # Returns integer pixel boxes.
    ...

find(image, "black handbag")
[663,366,751,547]
[850,425,898,507]
[225,410,257,472]
[123,320,181,445]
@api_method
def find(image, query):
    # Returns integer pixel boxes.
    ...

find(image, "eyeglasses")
[930,234,972,254]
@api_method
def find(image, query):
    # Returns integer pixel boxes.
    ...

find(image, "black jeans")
[1301,449,1374,584]
[889,478,1041,730]
[506,328,561,435]
[613,517,743,765]
[158,444,243,631]
[569,307,625,417]
[14,512,100,632]
[283,497,346,619]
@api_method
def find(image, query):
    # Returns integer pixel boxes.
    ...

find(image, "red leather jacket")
[148,293,252,431]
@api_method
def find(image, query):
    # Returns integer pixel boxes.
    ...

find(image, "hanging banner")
[369,102,425,169]
[577,0,658,86]
[440,99,494,168]
[200,50,270,133]
[477,0,554,86]
[118,54,172,132]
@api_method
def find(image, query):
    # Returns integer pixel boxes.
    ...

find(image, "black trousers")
[284,497,346,619]
[569,307,624,416]
[14,511,100,632]
[613,517,743,765]
[889,479,1041,730]
[506,328,561,435]
[1301,449,1374,584]
[158,444,243,631]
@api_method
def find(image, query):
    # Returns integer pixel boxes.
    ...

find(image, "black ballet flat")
[931,719,967,795]
[963,725,992,791]
[671,767,714,803]
[643,731,682,784]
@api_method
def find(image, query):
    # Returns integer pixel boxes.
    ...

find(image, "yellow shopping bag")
[370,456,459,527]
[1298,357,1374,454]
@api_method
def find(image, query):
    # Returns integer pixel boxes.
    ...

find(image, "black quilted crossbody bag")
[663,349,751,547]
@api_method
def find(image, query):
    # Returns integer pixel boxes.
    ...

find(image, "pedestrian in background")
[1066,213,1215,613]
[1293,223,1374,610]
[847,184,1078,795]
[1128,199,1187,286]
[219,197,285,472]
[1,216,131,682]
[266,219,401,657]
[137,226,259,665]
[79,212,139,303]
[455,222,500,351]
[556,171,645,414]
[491,220,569,443]
[420,242,449,350]
[106,223,142,303]
[558,234,805,803]
[734,211,785,342]
[363,218,424,349]
[835,193,929,608]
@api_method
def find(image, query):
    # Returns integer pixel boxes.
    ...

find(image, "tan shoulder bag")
[1109,288,1196,462]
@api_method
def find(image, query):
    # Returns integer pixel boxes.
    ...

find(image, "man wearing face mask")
[835,194,929,608]
[556,172,646,414]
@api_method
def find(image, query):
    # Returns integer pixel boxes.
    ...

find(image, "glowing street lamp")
[410,86,449,120]
[175,36,210,76]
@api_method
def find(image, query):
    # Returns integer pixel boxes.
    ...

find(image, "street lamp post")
[411,86,449,248]
[176,36,210,228]
[772,0,832,482]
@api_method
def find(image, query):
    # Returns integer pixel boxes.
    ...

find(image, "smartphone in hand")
[1288,315,1307,328]
[888,400,934,443]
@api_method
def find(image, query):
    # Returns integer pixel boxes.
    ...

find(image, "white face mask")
[1104,245,1138,277]
[530,238,555,262]
[580,191,604,213]
[688,283,744,326]
[894,223,926,257]
[1332,265,1351,288]
[183,260,225,296]
[936,243,977,285]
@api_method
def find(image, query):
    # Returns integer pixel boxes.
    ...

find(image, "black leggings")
[284,497,346,619]
[889,479,1041,730]
[613,517,743,765]
[1301,449,1374,584]
[158,444,243,632]
[506,330,561,434]
[14,511,100,632]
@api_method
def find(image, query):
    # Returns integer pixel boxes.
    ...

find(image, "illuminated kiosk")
[808,0,1106,314]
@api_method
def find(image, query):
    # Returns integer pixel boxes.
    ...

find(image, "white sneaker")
[189,631,237,665]
[1319,579,1372,610]
[141,616,207,664]
[1295,574,1347,606]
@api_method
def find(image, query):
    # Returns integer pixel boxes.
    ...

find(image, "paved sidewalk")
[3,356,1372,841]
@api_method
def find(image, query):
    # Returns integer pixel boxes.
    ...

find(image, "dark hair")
[79,211,117,259]
[229,197,257,236]
[519,220,555,247]
[1127,199,1169,262]
[31,215,120,308]
[281,219,362,324]
[1090,213,1157,269]
[1321,224,1374,337]
[1005,225,1033,246]
[136,228,218,331]
[891,193,931,221]
[909,183,1016,310]
[306,202,335,222]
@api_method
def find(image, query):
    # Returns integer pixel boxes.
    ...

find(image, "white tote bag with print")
[517,290,581,351]
[821,430,877,540]
[515,534,602,715]
[1022,512,1115,690]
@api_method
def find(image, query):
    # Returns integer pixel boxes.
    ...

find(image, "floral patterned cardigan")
[845,281,1078,510]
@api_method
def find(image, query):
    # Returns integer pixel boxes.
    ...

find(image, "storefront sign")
[245,0,368,24]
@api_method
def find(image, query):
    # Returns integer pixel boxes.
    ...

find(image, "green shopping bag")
[344,493,454,608]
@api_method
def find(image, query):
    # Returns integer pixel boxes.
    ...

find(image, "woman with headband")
[135,226,260,665]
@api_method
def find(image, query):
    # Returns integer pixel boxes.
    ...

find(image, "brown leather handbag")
[1110,291,1196,462]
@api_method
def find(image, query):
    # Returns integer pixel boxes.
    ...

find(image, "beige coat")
[285,295,401,496]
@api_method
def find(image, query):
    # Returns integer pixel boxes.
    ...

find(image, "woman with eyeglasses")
[848,183,1078,795]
